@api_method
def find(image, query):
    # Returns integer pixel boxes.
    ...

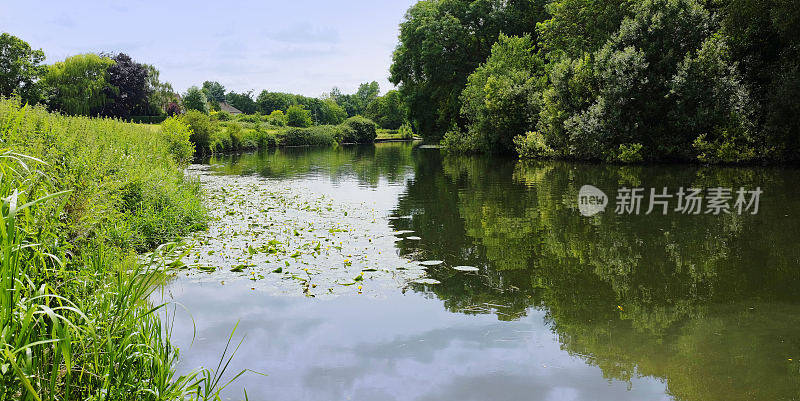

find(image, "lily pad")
[413,278,441,285]
[405,236,422,240]
[453,265,479,272]
[419,260,444,266]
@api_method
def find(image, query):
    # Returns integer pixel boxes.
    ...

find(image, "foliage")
[256,91,296,115]
[180,110,217,155]
[459,34,544,153]
[182,86,208,114]
[513,131,554,158]
[328,82,380,117]
[202,80,226,103]
[281,126,339,147]
[0,33,45,105]
[390,0,547,138]
[286,104,312,127]
[101,53,150,118]
[0,97,252,399]
[144,64,177,115]
[317,98,347,125]
[42,54,115,116]
[160,117,196,164]
[398,122,414,140]
[340,116,378,143]
[365,90,406,129]
[226,90,258,114]
[266,110,287,126]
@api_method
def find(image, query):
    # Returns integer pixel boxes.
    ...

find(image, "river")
[157,142,800,400]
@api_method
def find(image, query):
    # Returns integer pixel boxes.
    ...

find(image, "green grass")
[0,98,244,400]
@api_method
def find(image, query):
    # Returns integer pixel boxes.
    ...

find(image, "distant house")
[219,102,243,115]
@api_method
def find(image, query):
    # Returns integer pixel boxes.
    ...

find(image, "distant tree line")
[390,0,800,163]
[0,33,178,119]
[181,79,407,129]
[0,32,407,130]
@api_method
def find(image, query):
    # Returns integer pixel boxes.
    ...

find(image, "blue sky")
[0,0,417,96]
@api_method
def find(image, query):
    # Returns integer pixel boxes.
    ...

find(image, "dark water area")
[163,142,800,400]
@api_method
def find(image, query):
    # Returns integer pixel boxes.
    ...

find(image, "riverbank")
[0,98,237,399]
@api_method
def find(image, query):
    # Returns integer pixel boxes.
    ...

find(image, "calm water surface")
[163,142,800,401]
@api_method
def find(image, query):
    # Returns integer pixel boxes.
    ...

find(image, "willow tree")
[42,53,115,116]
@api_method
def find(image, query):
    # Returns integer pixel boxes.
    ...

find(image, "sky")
[0,0,418,97]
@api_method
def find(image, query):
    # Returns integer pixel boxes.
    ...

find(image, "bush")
[398,123,414,140]
[440,127,488,154]
[615,143,644,163]
[514,132,554,159]
[180,110,217,155]
[214,110,232,121]
[265,110,287,126]
[236,113,261,123]
[160,117,195,164]
[281,126,339,147]
[286,105,312,127]
[340,116,377,143]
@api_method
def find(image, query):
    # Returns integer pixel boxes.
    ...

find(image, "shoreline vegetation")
[389,0,799,164]
[0,97,246,400]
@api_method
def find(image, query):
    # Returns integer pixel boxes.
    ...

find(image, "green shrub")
[237,113,261,124]
[281,126,339,147]
[286,105,312,127]
[265,110,287,126]
[180,110,217,155]
[340,116,377,143]
[214,110,232,121]
[615,143,645,163]
[514,132,554,159]
[441,128,486,154]
[398,123,414,139]
[160,117,195,164]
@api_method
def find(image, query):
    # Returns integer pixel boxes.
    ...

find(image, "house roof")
[219,102,243,114]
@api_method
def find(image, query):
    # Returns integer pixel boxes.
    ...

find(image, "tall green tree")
[0,33,46,105]
[182,86,208,113]
[389,0,548,138]
[365,90,406,129]
[201,81,226,103]
[256,91,296,114]
[459,34,544,153]
[42,53,115,116]
[225,90,258,114]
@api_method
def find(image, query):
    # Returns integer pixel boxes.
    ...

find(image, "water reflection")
[184,143,800,400]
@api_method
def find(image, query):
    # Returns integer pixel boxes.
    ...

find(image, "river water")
[159,142,800,400]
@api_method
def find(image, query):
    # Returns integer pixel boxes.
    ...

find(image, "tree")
[257,91,296,114]
[316,98,347,125]
[458,34,544,153]
[389,0,548,138]
[0,33,45,105]
[180,109,216,154]
[225,90,258,114]
[101,53,149,118]
[182,86,208,113]
[42,53,115,116]
[145,64,177,115]
[286,104,312,127]
[365,90,407,129]
[201,81,226,103]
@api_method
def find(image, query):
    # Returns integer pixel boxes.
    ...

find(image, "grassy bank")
[0,98,238,400]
